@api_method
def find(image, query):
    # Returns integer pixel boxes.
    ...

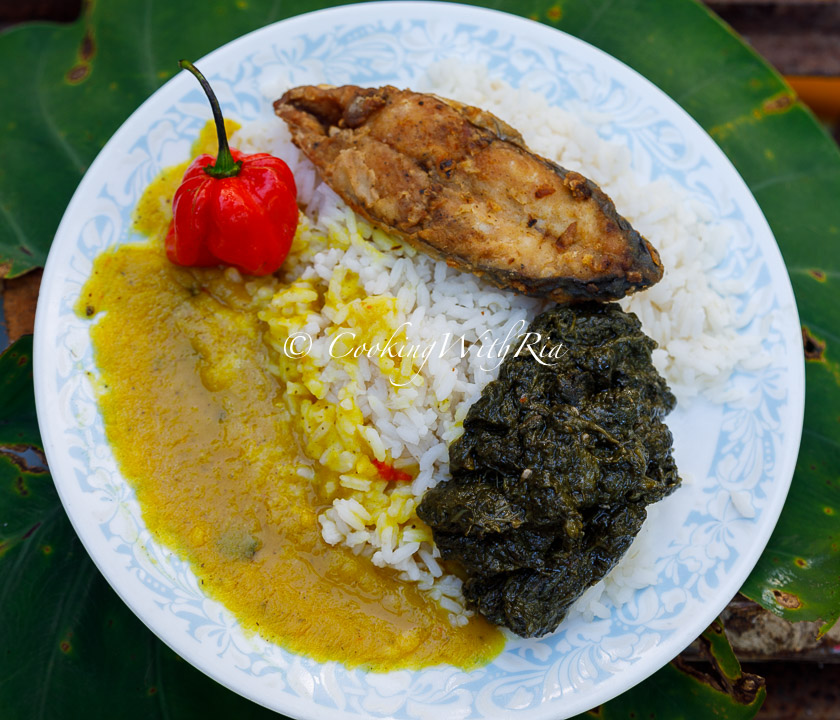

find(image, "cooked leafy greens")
[417,303,680,637]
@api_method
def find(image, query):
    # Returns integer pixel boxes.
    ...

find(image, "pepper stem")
[179,59,242,179]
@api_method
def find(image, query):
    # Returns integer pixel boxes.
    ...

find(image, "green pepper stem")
[179,59,242,179]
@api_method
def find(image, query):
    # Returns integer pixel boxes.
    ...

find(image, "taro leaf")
[0,0,325,278]
[2,0,839,716]
[573,620,766,719]
[522,0,840,632]
[0,336,286,720]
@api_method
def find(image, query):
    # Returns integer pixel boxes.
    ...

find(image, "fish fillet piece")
[274,85,663,303]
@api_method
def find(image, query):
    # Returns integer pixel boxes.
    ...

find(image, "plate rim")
[32,2,806,718]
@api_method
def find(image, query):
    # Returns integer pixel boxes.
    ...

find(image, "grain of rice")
[240,61,767,629]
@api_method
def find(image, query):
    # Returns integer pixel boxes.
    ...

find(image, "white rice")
[232,62,765,628]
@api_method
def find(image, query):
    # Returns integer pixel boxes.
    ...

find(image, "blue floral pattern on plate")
[34,3,803,719]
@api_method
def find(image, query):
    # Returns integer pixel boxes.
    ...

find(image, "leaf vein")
[789,267,840,278]
[35,558,98,720]
[0,195,29,249]
[802,426,840,448]
[0,504,61,614]
[751,167,838,194]
[142,0,158,94]
[265,0,284,24]
[155,635,172,720]
[578,0,617,38]
[35,50,86,174]
[802,320,840,345]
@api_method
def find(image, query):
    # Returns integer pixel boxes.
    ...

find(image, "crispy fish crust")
[274,85,663,303]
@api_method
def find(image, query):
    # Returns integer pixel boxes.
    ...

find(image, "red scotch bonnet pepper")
[166,60,299,276]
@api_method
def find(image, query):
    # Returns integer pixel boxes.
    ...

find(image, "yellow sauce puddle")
[76,121,505,671]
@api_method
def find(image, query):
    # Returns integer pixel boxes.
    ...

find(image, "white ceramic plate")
[34,3,804,718]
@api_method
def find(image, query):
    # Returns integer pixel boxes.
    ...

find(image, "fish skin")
[274,84,664,303]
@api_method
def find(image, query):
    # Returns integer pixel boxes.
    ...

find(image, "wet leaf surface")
[0,0,294,278]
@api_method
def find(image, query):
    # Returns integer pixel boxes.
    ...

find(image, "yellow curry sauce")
[76,124,505,671]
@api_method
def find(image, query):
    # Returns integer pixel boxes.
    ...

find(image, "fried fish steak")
[274,85,663,303]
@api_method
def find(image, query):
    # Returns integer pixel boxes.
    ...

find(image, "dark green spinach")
[418,303,679,637]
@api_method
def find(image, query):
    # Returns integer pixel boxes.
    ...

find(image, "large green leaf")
[2,0,838,717]
[0,0,297,278]
[0,336,286,719]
